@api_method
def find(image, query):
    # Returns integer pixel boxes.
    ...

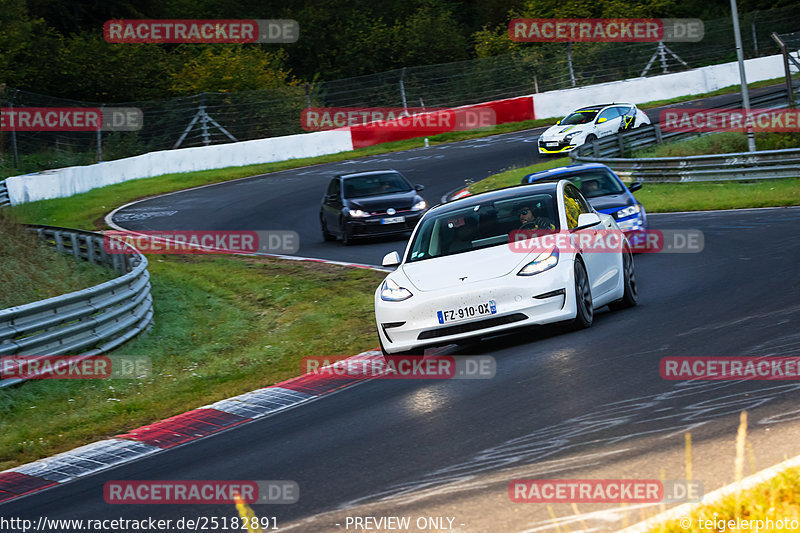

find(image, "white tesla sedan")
[374,180,637,355]
[537,103,651,155]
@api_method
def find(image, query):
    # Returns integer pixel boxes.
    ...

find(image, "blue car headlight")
[615,204,641,219]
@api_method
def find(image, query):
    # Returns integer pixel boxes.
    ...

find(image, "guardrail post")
[70,232,80,261]
[654,124,663,144]
[592,140,599,157]
[617,135,626,157]
[54,230,64,254]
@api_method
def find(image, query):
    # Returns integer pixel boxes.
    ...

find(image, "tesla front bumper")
[375,263,578,353]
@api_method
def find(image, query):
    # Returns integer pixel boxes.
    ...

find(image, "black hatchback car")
[320,170,428,245]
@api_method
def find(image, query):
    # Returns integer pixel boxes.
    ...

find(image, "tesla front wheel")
[572,260,593,329]
[609,251,638,310]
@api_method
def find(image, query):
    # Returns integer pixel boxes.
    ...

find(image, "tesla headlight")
[615,205,641,218]
[411,200,427,211]
[380,278,413,301]
[348,209,368,218]
[518,249,560,276]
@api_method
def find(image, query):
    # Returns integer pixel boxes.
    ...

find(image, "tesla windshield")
[407,193,559,262]
[343,173,412,198]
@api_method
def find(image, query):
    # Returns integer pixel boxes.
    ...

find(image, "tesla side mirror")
[382,251,401,267]
[414,184,425,191]
[597,117,607,123]
[574,213,601,231]
[628,181,643,192]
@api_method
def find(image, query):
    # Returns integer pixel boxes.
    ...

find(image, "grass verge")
[0,253,386,470]
[650,466,800,532]
[0,213,115,309]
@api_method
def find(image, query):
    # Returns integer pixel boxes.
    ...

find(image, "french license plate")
[381,216,405,224]
[437,300,497,324]
[546,142,559,147]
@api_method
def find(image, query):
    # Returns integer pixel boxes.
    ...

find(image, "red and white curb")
[0,349,386,505]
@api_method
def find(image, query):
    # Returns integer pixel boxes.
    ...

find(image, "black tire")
[572,259,593,329]
[321,216,336,242]
[341,219,353,246]
[584,134,597,144]
[609,250,638,310]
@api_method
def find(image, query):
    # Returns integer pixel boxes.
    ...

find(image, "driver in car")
[518,204,555,231]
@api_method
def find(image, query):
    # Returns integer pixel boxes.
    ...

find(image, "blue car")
[521,163,647,240]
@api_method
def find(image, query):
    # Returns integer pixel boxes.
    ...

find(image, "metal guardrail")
[570,86,800,181]
[0,180,9,208]
[0,226,154,388]
[580,148,800,182]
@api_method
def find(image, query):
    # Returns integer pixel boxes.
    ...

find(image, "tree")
[169,46,297,94]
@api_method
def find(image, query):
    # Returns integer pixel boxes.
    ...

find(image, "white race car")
[537,103,651,155]
[374,180,638,355]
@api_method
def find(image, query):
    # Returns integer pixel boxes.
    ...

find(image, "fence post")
[200,102,210,146]
[566,43,576,87]
[10,90,19,169]
[771,32,796,109]
[399,67,408,110]
[97,105,103,162]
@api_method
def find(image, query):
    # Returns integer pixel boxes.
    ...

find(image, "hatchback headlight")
[615,205,641,219]
[380,278,413,301]
[348,209,368,218]
[411,200,427,211]
[518,249,559,276]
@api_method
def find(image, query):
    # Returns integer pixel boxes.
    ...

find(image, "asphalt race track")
[4,87,800,532]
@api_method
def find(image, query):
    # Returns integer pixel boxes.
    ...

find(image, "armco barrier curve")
[0,226,154,388]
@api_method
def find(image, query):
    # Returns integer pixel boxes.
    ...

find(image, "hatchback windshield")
[561,109,600,125]
[407,193,559,262]
[564,170,626,198]
[343,173,412,198]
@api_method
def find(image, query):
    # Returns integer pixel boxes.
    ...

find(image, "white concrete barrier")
[531,53,789,119]
[6,129,353,205]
